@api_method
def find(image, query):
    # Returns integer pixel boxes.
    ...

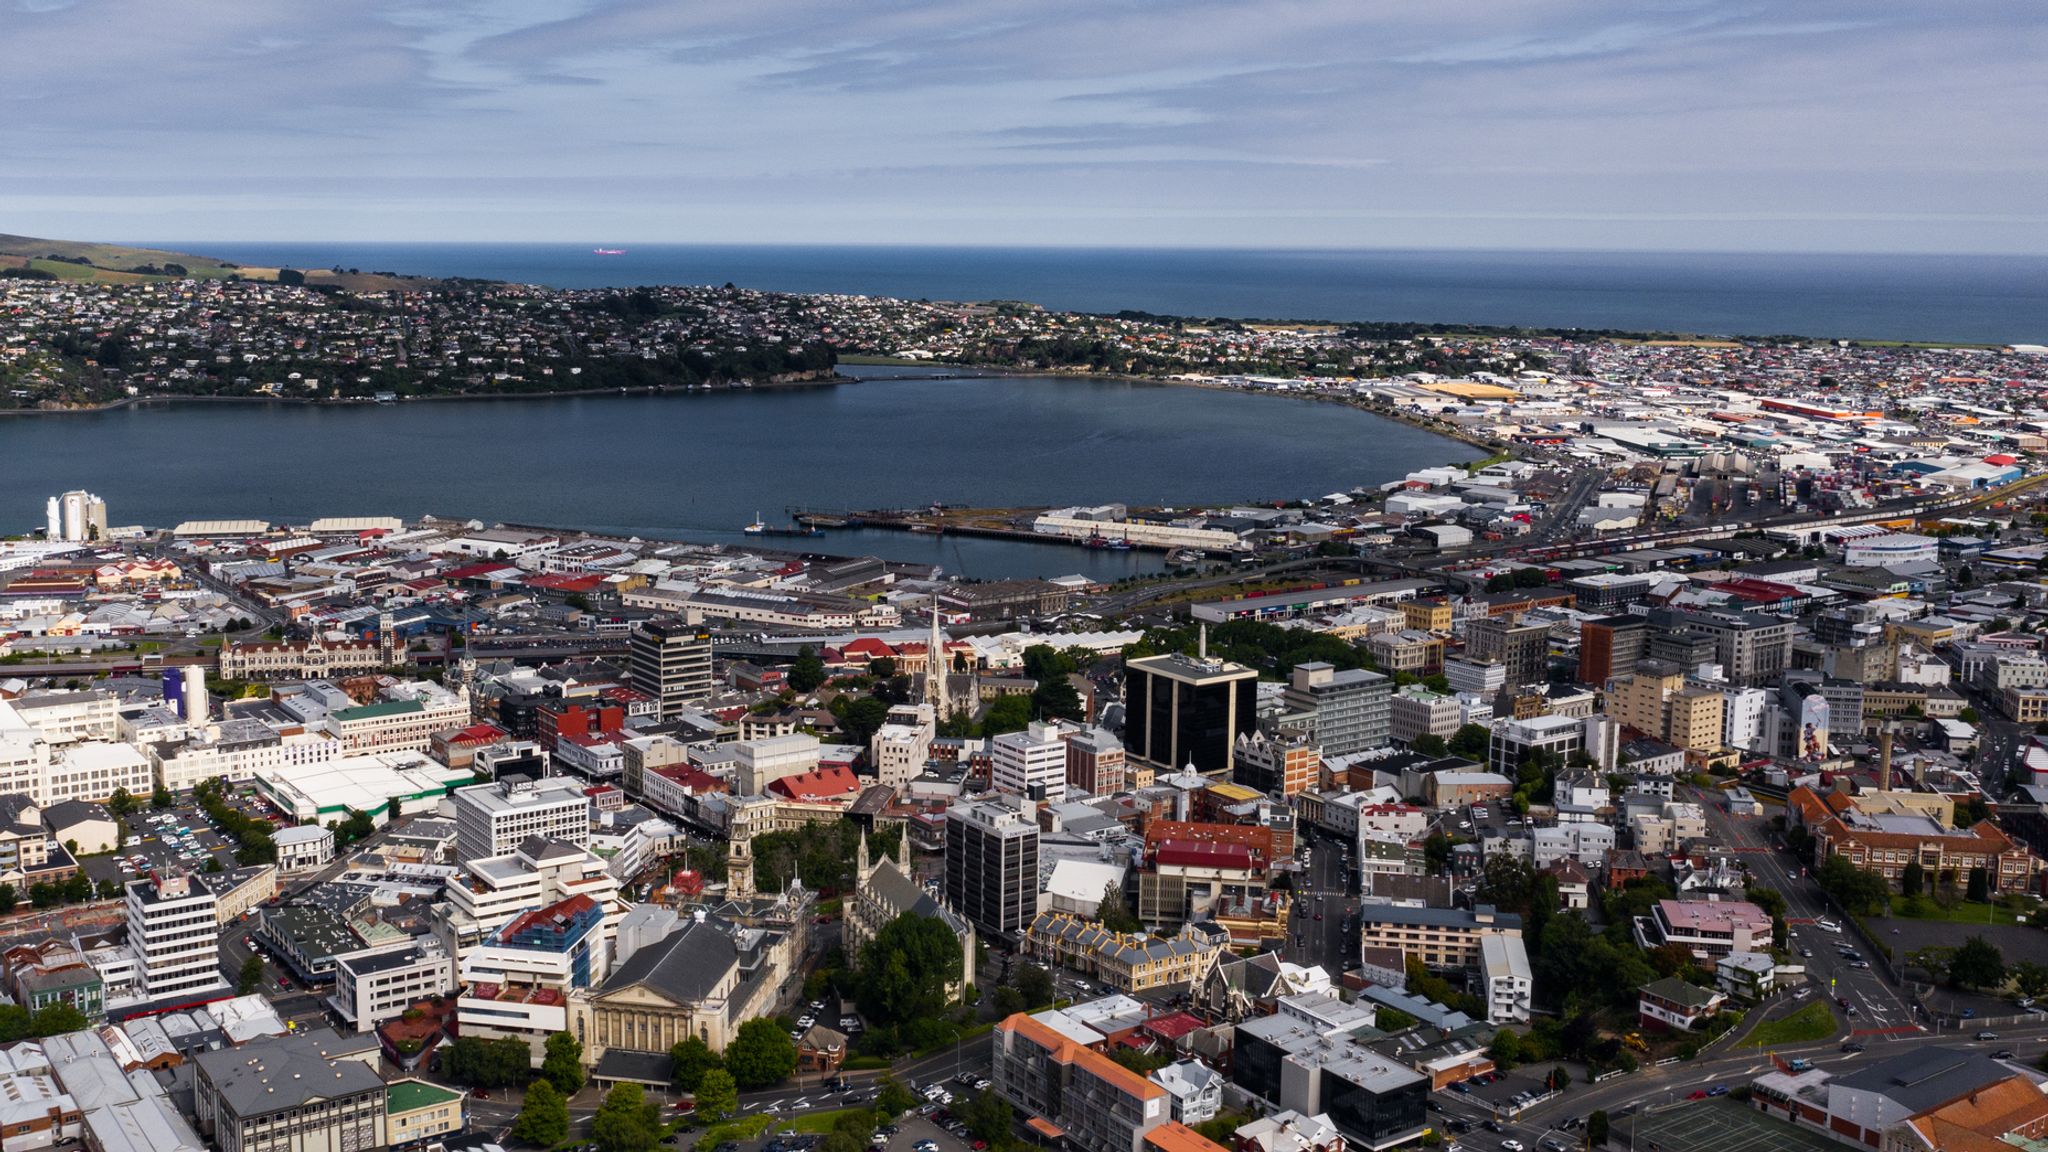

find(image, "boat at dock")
[743,512,767,535]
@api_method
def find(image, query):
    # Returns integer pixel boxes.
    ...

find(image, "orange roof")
[997,1013,1166,1102]
[1026,1118,1066,1139]
[1818,814,2019,854]
[1143,1122,1230,1152]
[1904,1075,2048,1152]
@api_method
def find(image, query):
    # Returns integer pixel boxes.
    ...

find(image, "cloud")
[0,0,2042,250]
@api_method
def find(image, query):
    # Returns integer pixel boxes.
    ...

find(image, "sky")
[4,0,2046,252]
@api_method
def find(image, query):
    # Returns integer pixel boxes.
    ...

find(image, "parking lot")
[1630,1099,1838,1152]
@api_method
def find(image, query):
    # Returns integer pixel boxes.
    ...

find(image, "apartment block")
[452,777,592,861]
[1355,903,1522,973]
[993,1012,1170,1152]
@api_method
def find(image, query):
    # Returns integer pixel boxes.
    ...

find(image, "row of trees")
[191,778,279,866]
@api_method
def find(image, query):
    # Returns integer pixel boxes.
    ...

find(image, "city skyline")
[6,1,2045,253]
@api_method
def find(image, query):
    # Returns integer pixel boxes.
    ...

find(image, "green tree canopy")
[238,954,265,994]
[874,1075,918,1118]
[670,1035,721,1092]
[857,912,967,1026]
[1950,935,2006,990]
[693,1068,738,1122]
[1448,723,1491,759]
[592,1083,663,1152]
[1096,880,1140,933]
[790,646,826,693]
[513,1079,570,1146]
[541,1031,585,1096]
[724,1018,797,1089]
[1015,962,1055,1009]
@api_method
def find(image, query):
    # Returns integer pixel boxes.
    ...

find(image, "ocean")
[0,370,1472,580]
[169,243,2048,346]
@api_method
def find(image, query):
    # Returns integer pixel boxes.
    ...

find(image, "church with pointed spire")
[845,825,976,1000]
[923,608,954,718]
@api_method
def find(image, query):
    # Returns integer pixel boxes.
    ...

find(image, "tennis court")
[1631,1100,1838,1152]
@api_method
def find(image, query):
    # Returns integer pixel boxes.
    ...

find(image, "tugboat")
[743,512,767,535]
[1084,534,1110,549]
[1107,533,1134,551]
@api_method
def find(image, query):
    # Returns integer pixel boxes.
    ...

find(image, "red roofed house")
[432,722,511,770]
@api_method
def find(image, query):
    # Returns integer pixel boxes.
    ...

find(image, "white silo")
[181,664,208,725]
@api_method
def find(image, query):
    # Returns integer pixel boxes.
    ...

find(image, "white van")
[1816,918,1841,933]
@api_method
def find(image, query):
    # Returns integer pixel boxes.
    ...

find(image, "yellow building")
[1401,600,1454,633]
[386,1080,465,1146]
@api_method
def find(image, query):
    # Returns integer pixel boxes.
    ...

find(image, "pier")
[788,504,1205,554]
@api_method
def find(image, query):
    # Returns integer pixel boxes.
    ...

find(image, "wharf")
[790,505,1185,553]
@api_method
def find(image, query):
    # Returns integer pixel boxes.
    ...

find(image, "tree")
[856,912,967,1028]
[1032,673,1085,722]
[1588,1111,1609,1147]
[1489,1029,1524,1072]
[1902,859,1925,899]
[28,884,54,909]
[1423,832,1454,874]
[1096,880,1140,933]
[2013,961,2048,1001]
[1448,723,1491,759]
[1015,962,1055,1008]
[26,1004,84,1037]
[962,1089,1013,1145]
[238,954,264,994]
[724,1017,797,1089]
[1409,733,1448,757]
[151,784,172,808]
[693,1068,738,1123]
[1474,853,1537,918]
[1546,1065,1572,1091]
[1949,935,2006,990]
[108,787,134,817]
[981,693,1033,736]
[542,1031,585,1096]
[0,884,15,914]
[592,1083,663,1152]
[992,985,1026,1016]
[790,646,826,693]
[513,1079,571,1146]
[1967,866,1991,904]
[444,1035,535,1089]
[670,1035,721,1092]
[874,1075,918,1119]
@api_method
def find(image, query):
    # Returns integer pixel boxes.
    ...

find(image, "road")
[1283,824,1359,974]
[1693,784,1917,1033]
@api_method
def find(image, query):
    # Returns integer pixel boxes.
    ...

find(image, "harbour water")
[180,243,2048,345]
[0,370,1471,579]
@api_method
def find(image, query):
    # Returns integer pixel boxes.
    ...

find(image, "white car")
[1501,1141,1525,1152]
[1817,918,1842,933]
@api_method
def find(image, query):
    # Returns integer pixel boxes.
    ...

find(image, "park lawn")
[697,1115,780,1145]
[791,1107,878,1135]
[1742,1000,1838,1048]
[1889,897,2031,926]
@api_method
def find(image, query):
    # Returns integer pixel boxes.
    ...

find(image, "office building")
[732,734,821,795]
[457,893,607,1062]
[627,619,714,720]
[272,824,335,873]
[869,703,935,791]
[945,796,1039,941]
[330,940,455,1033]
[1648,608,1794,687]
[191,1032,387,1152]
[125,871,226,1001]
[992,721,1070,803]
[1123,651,1259,777]
[1487,714,1591,774]
[1230,730,1319,799]
[1354,903,1522,972]
[1230,1011,1429,1151]
[1634,899,1771,961]
[1388,687,1461,747]
[1464,617,1549,689]
[1577,615,1645,686]
[1282,663,1392,758]
[993,1011,1170,1152]
[452,777,591,862]
[1065,726,1128,796]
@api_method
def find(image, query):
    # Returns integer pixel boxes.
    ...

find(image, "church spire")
[856,826,870,880]
[926,605,949,718]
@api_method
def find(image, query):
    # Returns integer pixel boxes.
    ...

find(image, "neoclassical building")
[844,830,975,1000]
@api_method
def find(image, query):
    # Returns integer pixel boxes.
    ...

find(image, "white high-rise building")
[53,490,106,543]
[869,703,936,791]
[452,777,592,861]
[1723,687,1768,751]
[991,720,1068,803]
[126,871,227,1000]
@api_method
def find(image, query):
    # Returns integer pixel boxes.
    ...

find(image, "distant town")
[5,336,2048,1152]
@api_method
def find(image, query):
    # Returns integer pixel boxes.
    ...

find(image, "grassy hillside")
[0,233,442,291]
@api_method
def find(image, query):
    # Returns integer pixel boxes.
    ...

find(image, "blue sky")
[5,0,2044,251]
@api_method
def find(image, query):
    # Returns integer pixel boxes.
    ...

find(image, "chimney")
[1198,624,1209,662]
[1878,725,1894,792]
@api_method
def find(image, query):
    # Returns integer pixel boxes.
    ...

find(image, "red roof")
[841,637,897,660]
[650,764,726,794]
[441,562,516,581]
[766,765,862,802]
[1985,454,2020,466]
[1141,1012,1205,1041]
[499,893,598,941]
[445,723,509,745]
[525,572,606,593]
[1154,840,1254,870]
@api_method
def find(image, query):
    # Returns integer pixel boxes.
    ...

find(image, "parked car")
[1977,1031,2000,1041]
[1708,1085,1729,1097]
[1500,1141,1525,1152]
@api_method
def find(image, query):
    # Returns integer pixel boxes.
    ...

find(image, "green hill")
[0,233,442,291]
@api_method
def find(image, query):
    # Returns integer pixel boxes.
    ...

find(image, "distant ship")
[743,512,767,535]
[593,248,627,256]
